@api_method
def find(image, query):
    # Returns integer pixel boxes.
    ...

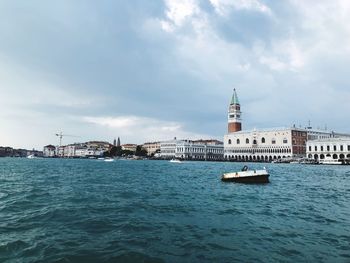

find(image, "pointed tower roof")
[230,88,240,105]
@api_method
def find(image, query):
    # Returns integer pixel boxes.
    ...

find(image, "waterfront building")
[224,127,307,161]
[121,144,137,152]
[142,142,161,156]
[43,145,56,157]
[27,150,43,157]
[306,137,350,161]
[52,141,111,158]
[84,141,112,157]
[0,147,13,157]
[304,126,350,141]
[160,139,224,160]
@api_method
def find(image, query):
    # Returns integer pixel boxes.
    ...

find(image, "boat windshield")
[241,166,248,171]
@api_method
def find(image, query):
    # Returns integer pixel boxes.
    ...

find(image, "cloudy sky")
[1,0,350,149]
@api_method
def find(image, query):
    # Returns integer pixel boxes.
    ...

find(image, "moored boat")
[319,157,342,165]
[222,166,269,183]
[169,159,182,163]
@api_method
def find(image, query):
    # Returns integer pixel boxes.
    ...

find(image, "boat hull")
[222,174,270,184]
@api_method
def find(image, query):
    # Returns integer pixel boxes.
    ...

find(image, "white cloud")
[160,0,200,32]
[83,115,213,143]
[209,0,272,16]
[258,39,305,71]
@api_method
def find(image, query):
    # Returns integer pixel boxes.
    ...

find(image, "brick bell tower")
[228,88,242,133]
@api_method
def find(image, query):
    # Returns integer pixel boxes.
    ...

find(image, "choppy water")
[0,158,349,263]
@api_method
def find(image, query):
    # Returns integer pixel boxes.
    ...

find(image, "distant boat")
[222,166,269,183]
[169,159,182,163]
[319,157,342,165]
[27,155,37,159]
[104,158,114,162]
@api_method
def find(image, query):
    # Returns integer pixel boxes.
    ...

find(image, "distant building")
[27,149,43,157]
[117,137,121,147]
[1,147,41,157]
[307,138,350,161]
[53,141,111,158]
[142,142,161,156]
[13,149,29,157]
[85,141,112,157]
[160,139,224,160]
[0,147,13,157]
[43,145,56,157]
[121,144,137,152]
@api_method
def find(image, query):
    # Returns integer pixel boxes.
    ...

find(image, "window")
[340,145,344,151]
[348,145,350,151]
[309,146,311,151]
[261,137,265,143]
[321,146,323,151]
[237,139,240,144]
[246,138,249,144]
[228,139,231,145]
[272,139,276,144]
[253,139,257,145]
[327,145,330,151]
[333,145,337,151]
[314,146,317,151]
[283,138,288,144]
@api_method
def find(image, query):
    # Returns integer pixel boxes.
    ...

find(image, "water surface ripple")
[0,158,350,262]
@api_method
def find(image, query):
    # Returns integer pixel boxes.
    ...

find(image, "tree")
[135,145,148,157]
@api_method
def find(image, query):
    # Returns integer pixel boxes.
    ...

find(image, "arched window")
[228,139,232,144]
[236,139,240,144]
[253,139,257,145]
[261,137,265,143]
[246,138,250,144]
[272,138,276,144]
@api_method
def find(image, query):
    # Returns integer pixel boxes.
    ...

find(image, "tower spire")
[228,89,242,133]
[231,88,240,105]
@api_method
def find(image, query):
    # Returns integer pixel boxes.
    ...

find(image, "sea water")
[0,158,349,262]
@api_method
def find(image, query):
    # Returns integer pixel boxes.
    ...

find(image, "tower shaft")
[228,89,242,133]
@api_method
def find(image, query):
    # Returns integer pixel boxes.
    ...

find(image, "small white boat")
[222,166,269,183]
[27,154,37,159]
[319,157,342,165]
[169,159,182,163]
[104,158,114,162]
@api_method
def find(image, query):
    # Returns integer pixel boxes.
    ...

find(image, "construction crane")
[55,132,79,147]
